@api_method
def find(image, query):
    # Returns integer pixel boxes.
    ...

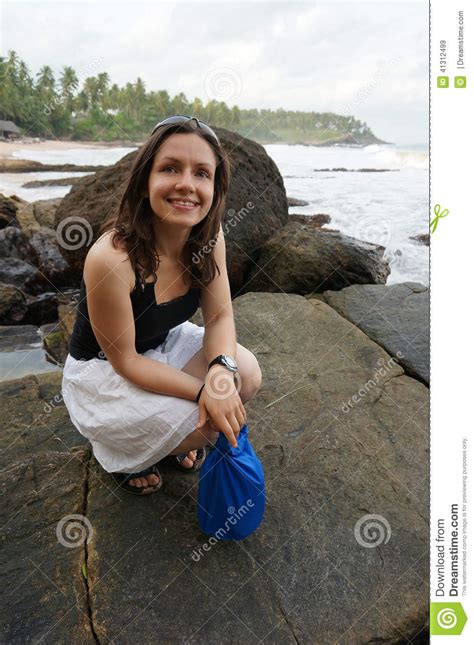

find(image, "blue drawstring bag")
[197,424,265,541]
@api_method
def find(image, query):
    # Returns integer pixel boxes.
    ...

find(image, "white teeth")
[169,199,197,206]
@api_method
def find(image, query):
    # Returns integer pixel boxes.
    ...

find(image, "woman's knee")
[239,357,263,402]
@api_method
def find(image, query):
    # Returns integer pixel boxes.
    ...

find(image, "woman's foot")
[127,451,197,488]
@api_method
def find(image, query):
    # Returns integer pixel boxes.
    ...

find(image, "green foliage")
[0,50,379,144]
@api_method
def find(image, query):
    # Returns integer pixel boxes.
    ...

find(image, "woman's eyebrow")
[159,156,214,169]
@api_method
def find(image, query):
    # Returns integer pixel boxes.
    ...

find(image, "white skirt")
[61,320,205,474]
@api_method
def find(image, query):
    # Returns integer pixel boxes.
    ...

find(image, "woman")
[61,115,262,496]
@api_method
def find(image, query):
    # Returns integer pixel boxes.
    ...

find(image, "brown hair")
[98,120,231,290]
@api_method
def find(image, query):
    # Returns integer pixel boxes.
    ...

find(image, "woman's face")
[146,132,217,227]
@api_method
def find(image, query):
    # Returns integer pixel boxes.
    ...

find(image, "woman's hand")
[196,366,246,448]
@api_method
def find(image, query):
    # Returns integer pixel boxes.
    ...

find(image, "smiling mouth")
[167,198,200,207]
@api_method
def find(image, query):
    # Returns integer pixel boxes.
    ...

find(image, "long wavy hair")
[98,120,230,290]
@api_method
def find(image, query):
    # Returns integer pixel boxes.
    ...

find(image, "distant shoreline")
[0,139,139,160]
[0,134,390,161]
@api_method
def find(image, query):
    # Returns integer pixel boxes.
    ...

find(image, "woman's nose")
[175,170,195,191]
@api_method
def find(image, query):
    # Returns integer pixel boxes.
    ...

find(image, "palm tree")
[59,66,79,112]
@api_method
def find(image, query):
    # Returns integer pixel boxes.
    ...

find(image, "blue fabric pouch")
[197,424,265,541]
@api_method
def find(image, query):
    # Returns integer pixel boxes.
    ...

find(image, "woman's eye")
[198,170,210,178]
[163,166,175,172]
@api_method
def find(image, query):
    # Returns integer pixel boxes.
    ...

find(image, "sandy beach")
[0,139,138,160]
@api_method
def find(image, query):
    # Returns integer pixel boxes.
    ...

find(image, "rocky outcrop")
[320,282,429,384]
[410,233,429,247]
[289,212,331,228]
[0,194,19,228]
[0,195,79,304]
[0,158,106,172]
[23,176,87,188]
[287,197,309,207]
[54,127,289,293]
[243,221,390,295]
[0,293,428,643]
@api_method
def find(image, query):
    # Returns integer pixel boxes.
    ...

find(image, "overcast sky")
[1,0,428,144]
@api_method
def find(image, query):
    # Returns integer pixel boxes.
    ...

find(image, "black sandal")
[169,447,207,473]
[111,462,163,496]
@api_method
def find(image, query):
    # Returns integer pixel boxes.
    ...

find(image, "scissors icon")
[430,204,449,234]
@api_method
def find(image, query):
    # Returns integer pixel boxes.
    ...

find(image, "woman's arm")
[84,245,203,401]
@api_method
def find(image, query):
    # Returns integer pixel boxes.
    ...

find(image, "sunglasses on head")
[151,115,220,143]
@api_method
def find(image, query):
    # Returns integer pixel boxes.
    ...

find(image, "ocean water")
[266,143,429,287]
[0,142,429,286]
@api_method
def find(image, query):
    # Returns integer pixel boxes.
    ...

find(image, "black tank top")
[69,268,201,361]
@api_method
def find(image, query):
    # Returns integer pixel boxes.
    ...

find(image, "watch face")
[223,355,238,370]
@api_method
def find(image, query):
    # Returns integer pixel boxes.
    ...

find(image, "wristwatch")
[208,354,238,373]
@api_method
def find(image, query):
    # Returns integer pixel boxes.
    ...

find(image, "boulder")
[54,127,289,293]
[0,293,428,643]
[289,212,331,228]
[0,257,38,292]
[287,197,309,207]
[33,198,63,228]
[0,283,27,324]
[24,292,60,326]
[243,221,390,295]
[410,234,429,247]
[320,282,429,384]
[13,200,42,237]
[0,225,35,261]
[0,194,19,229]
[28,226,78,288]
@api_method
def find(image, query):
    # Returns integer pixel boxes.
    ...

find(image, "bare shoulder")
[85,230,134,292]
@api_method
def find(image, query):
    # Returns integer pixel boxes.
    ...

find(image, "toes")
[146,473,160,486]
[180,456,194,468]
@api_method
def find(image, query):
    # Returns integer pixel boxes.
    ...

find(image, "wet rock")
[0,225,35,261]
[244,220,390,294]
[410,233,430,247]
[0,193,19,229]
[32,198,63,228]
[24,292,59,326]
[289,212,331,228]
[0,257,38,292]
[23,176,88,188]
[0,282,28,324]
[321,282,430,384]
[287,196,309,206]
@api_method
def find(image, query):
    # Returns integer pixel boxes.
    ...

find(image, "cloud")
[1,0,428,143]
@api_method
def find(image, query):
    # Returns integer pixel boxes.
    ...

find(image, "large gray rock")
[243,221,390,295]
[0,294,428,643]
[54,127,289,294]
[321,282,429,384]
[0,282,27,324]
[0,448,95,643]
[0,257,38,291]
